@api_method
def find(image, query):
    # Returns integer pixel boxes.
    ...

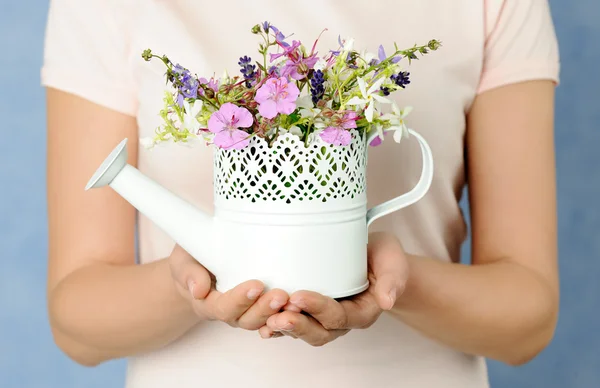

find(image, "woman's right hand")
[168,244,289,331]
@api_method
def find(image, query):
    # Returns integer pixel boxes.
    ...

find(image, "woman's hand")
[258,232,408,345]
[169,245,289,330]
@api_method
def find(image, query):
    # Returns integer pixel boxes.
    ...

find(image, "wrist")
[390,253,420,312]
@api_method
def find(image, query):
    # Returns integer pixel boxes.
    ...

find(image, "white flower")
[182,100,203,134]
[286,125,304,138]
[360,50,377,68]
[314,58,328,71]
[199,130,214,144]
[140,137,156,149]
[346,77,391,122]
[371,121,385,144]
[297,95,322,118]
[342,37,355,52]
[220,69,231,84]
[381,103,413,143]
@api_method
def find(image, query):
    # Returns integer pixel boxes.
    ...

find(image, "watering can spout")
[85,139,216,274]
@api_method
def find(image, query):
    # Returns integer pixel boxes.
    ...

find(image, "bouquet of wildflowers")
[140,22,440,150]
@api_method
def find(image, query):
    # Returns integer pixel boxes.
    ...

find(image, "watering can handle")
[366,129,434,228]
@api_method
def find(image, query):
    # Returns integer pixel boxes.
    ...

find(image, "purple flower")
[268,66,280,77]
[238,56,256,88]
[281,54,319,80]
[310,70,325,104]
[254,77,300,119]
[172,64,199,106]
[199,77,220,95]
[378,45,401,65]
[208,103,253,149]
[270,40,301,62]
[370,136,383,147]
[269,25,289,47]
[391,71,411,88]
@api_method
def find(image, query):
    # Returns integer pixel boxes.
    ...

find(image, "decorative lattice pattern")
[214,131,367,203]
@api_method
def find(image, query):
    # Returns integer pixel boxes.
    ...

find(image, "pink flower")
[199,77,219,94]
[340,111,358,129]
[208,103,253,149]
[254,77,300,119]
[270,40,301,62]
[281,54,319,80]
[319,126,352,146]
[318,111,358,146]
[369,136,383,147]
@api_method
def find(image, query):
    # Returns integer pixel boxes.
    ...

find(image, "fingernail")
[187,280,196,298]
[247,288,262,300]
[269,298,285,310]
[388,288,397,309]
[280,322,294,331]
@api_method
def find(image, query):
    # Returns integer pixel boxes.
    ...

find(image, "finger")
[339,293,382,329]
[168,244,212,300]
[282,302,302,312]
[237,288,289,330]
[288,291,348,330]
[258,325,283,339]
[203,279,264,324]
[267,311,348,347]
[367,234,409,310]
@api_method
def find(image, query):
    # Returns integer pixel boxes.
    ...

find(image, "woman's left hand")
[259,232,409,346]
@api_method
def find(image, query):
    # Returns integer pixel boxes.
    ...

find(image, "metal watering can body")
[86,129,433,298]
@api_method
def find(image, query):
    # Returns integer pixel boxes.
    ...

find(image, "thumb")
[169,244,213,300]
[368,233,409,310]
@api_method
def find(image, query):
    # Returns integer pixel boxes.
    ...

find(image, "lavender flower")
[310,70,325,104]
[391,71,411,88]
[238,56,256,88]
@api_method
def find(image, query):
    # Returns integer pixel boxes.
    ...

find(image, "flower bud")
[141,49,152,61]
[321,109,335,118]
[251,24,262,34]
[428,39,441,51]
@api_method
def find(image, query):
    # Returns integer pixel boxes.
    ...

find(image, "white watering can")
[86,129,433,298]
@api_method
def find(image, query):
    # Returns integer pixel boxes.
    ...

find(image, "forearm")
[391,255,558,365]
[48,258,200,366]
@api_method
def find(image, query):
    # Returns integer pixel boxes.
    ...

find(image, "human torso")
[125,1,488,387]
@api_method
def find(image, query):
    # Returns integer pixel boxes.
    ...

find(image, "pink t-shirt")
[41,1,560,387]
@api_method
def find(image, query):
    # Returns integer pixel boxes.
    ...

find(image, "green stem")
[261,33,270,73]
[336,42,436,107]
[304,122,312,147]
[197,93,220,110]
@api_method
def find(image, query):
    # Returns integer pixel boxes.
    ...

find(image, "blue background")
[0,1,598,387]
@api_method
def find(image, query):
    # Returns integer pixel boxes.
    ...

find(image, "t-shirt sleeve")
[478,0,560,94]
[40,0,138,116]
